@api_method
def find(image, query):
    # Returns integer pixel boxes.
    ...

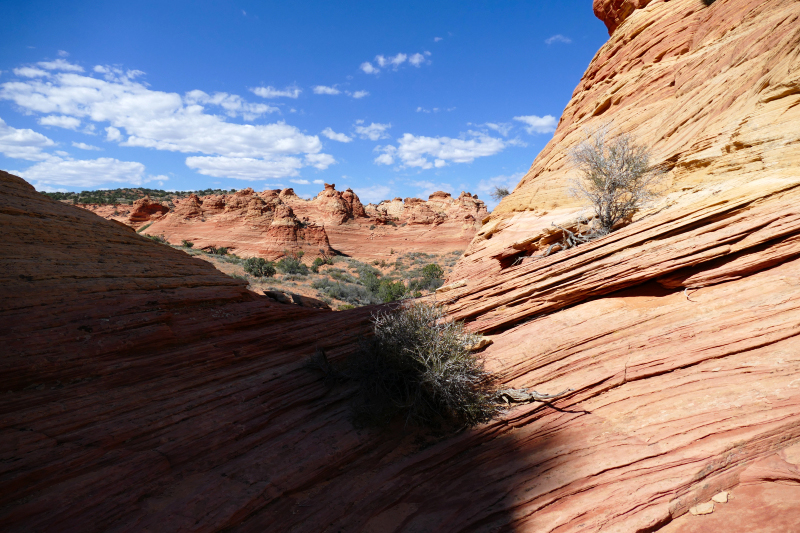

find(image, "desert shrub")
[221,254,242,265]
[359,269,381,294]
[181,239,194,248]
[386,220,397,227]
[344,302,500,428]
[208,245,229,255]
[243,257,276,278]
[228,273,249,282]
[569,126,664,236]
[312,277,378,305]
[146,234,168,244]
[413,291,422,298]
[311,257,324,273]
[369,224,376,230]
[377,279,406,303]
[421,263,444,280]
[136,222,153,234]
[329,268,357,283]
[490,186,510,201]
[276,255,308,275]
[338,303,355,311]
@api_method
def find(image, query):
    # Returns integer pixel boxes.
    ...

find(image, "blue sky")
[0,0,608,208]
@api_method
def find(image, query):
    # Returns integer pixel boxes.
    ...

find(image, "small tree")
[569,126,663,235]
[243,257,276,278]
[490,186,510,201]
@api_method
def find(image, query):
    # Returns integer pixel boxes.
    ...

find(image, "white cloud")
[313,85,340,95]
[57,50,69,57]
[250,85,301,98]
[377,131,506,169]
[183,89,278,120]
[0,117,56,160]
[13,67,49,78]
[105,126,121,141]
[409,53,426,67]
[0,64,329,180]
[513,114,558,134]
[37,59,83,72]
[19,157,148,188]
[476,172,525,210]
[305,153,336,169]
[39,115,81,130]
[361,52,430,74]
[354,121,391,141]
[351,90,369,99]
[186,156,304,180]
[411,180,453,198]
[72,141,102,150]
[360,62,378,75]
[545,34,572,45]
[353,185,391,204]
[484,122,513,137]
[434,37,443,42]
[313,179,325,184]
[321,127,352,143]
[290,179,310,184]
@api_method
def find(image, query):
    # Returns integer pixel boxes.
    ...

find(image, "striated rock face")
[435,0,800,529]
[80,184,486,262]
[129,187,336,260]
[5,0,800,531]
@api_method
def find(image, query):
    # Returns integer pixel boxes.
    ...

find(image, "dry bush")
[490,186,510,201]
[345,302,500,429]
[569,126,663,236]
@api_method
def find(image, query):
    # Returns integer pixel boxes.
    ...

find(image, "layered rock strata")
[80,183,487,262]
[4,0,800,531]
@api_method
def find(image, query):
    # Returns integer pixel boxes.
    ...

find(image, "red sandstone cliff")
[4,0,800,531]
[80,183,487,261]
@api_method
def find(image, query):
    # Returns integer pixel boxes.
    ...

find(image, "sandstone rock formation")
[79,183,487,262]
[4,0,800,531]
[134,187,335,260]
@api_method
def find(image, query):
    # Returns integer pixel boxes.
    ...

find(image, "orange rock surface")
[80,183,487,261]
[4,0,800,531]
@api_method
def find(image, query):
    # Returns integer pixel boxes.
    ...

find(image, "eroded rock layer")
[79,184,486,261]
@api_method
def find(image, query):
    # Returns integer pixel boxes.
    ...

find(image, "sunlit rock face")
[78,183,487,262]
[436,0,800,530]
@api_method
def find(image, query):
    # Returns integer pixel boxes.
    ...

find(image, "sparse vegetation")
[136,222,153,234]
[208,245,229,255]
[181,239,194,248]
[336,301,500,428]
[40,186,238,205]
[243,257,276,278]
[146,234,168,244]
[276,251,309,275]
[490,186,510,201]
[569,125,664,236]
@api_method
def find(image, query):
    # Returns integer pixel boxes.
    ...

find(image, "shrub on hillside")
[243,257,276,278]
[343,302,500,428]
[181,239,194,248]
[490,186,510,201]
[569,125,664,236]
[276,255,309,275]
[208,245,229,255]
[377,279,406,303]
[146,234,168,244]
